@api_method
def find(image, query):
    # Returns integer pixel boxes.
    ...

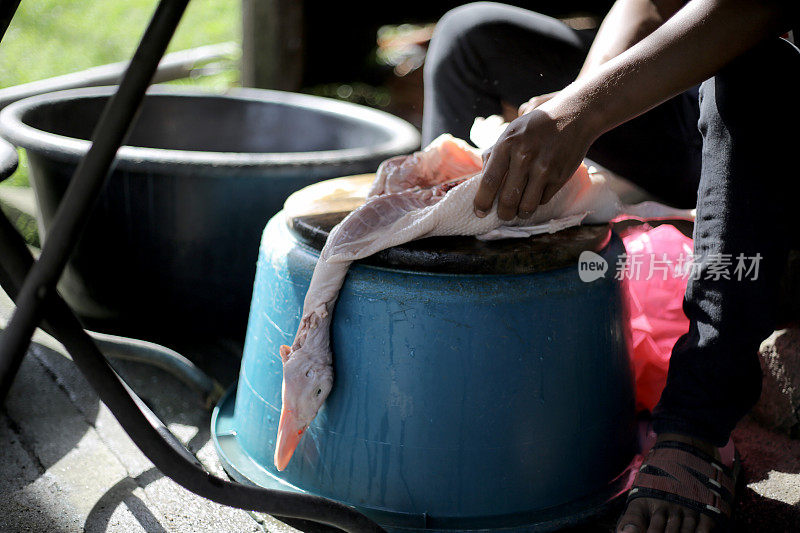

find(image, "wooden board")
[284,175,612,275]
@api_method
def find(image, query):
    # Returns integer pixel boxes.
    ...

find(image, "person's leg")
[422,1,703,207]
[655,36,800,448]
[618,37,800,533]
[422,2,590,144]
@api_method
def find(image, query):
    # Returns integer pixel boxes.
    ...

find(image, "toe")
[647,507,668,533]
[696,514,715,533]
[679,513,697,533]
[617,500,648,533]
[664,509,682,533]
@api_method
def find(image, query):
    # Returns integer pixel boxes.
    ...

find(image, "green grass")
[5,150,28,187]
[0,0,239,88]
[0,0,241,188]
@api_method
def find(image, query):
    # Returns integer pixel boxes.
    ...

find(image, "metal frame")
[0,2,383,531]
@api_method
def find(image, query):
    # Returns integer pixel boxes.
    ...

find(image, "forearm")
[519,0,683,114]
[559,0,794,138]
[579,0,687,77]
[476,0,796,220]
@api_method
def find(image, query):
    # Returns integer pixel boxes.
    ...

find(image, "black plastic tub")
[0,138,17,181]
[0,86,419,342]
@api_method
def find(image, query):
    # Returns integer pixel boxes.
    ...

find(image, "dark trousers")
[423,1,800,446]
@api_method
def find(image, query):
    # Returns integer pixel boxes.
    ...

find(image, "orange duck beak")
[274,406,305,471]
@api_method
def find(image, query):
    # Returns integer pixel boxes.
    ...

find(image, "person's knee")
[435,2,508,40]
[706,38,800,118]
[718,37,800,86]
[699,38,800,150]
[426,2,520,88]
[429,2,512,60]
[426,3,492,90]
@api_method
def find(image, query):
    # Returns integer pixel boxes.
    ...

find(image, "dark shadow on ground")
[84,468,167,533]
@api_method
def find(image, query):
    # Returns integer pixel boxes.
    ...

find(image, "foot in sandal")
[616,433,737,533]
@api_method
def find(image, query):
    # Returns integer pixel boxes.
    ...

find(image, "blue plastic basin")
[213,190,637,531]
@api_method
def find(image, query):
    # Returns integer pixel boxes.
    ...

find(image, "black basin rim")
[0,137,18,181]
[0,85,421,172]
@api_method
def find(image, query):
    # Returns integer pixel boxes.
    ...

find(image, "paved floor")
[2,286,799,533]
[0,256,798,531]
[0,287,307,533]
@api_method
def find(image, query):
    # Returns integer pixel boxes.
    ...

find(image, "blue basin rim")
[212,386,638,533]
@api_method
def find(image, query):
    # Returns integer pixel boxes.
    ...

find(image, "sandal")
[627,440,739,528]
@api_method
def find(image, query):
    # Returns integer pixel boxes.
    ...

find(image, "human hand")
[474,98,596,221]
[518,91,557,116]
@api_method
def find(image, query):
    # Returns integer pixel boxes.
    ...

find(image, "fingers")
[519,157,571,217]
[518,92,556,116]
[540,181,563,206]
[517,166,544,218]
[496,150,532,220]
[517,96,541,117]
[478,147,566,219]
[474,143,509,217]
[518,97,541,116]
[501,101,518,122]
[475,109,575,219]
[519,98,542,116]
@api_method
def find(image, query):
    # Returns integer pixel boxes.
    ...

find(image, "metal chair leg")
[0,208,383,532]
[0,1,21,45]
[0,0,190,401]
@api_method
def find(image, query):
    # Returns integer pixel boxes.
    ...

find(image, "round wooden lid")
[284,175,611,275]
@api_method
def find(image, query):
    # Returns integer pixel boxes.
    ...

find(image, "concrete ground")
[0,186,798,532]
[0,286,304,533]
[2,291,800,533]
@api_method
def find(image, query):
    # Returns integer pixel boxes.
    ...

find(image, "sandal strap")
[628,441,736,520]
[627,486,729,519]
[653,440,734,479]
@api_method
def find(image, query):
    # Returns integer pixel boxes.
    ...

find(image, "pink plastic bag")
[621,224,693,412]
